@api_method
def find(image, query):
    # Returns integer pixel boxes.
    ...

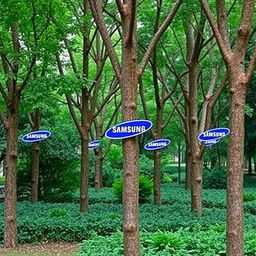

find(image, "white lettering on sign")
[27,134,47,139]
[204,140,218,143]
[148,142,167,147]
[203,132,225,137]
[90,143,99,147]
[112,126,146,133]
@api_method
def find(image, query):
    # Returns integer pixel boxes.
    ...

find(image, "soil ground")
[0,242,78,256]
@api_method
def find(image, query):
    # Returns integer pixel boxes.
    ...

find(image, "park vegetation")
[0,0,255,256]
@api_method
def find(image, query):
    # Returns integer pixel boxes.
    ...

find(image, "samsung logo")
[22,131,51,143]
[105,120,152,139]
[144,139,170,151]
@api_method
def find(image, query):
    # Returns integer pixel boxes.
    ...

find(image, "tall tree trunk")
[178,142,181,184]
[226,76,246,256]
[153,150,161,205]
[4,95,20,248]
[121,15,140,256]
[254,155,256,173]
[185,142,192,190]
[94,148,103,190]
[80,135,89,212]
[248,154,252,175]
[31,109,40,203]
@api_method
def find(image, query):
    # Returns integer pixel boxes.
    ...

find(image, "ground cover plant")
[1,182,256,249]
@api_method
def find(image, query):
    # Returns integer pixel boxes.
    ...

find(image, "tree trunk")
[94,148,103,190]
[185,143,192,190]
[80,135,89,212]
[4,95,19,248]
[121,15,140,256]
[254,155,256,173]
[31,109,40,203]
[31,142,40,202]
[248,155,252,175]
[178,143,181,184]
[191,158,203,214]
[226,77,246,256]
[153,150,161,205]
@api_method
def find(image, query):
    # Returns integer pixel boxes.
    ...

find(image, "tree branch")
[200,0,232,64]
[89,0,121,80]
[137,0,184,79]
[126,0,137,46]
[246,43,256,83]
[0,108,8,128]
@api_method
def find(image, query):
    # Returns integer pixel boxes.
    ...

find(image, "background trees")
[0,1,255,256]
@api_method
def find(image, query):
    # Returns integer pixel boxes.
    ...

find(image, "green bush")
[49,208,70,218]
[113,175,153,203]
[1,184,256,245]
[102,162,122,187]
[44,191,74,203]
[139,155,154,179]
[105,144,123,169]
[77,228,256,256]
[203,166,227,189]
[162,174,173,184]
[244,192,256,202]
[149,232,183,251]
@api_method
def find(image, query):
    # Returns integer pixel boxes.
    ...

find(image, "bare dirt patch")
[0,242,79,256]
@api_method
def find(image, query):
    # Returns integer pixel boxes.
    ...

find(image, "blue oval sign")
[144,139,171,151]
[203,138,220,147]
[105,120,152,139]
[88,140,101,150]
[198,128,230,141]
[22,130,51,142]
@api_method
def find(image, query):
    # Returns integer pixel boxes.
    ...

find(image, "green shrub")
[102,162,122,187]
[49,208,70,218]
[139,155,154,179]
[149,232,183,251]
[203,166,227,189]
[113,175,153,203]
[161,174,173,184]
[244,192,256,202]
[44,191,74,203]
[105,144,123,169]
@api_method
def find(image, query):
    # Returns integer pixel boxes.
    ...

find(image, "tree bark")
[153,150,161,205]
[185,142,192,190]
[4,94,20,248]
[248,154,252,175]
[80,135,89,212]
[31,109,40,203]
[121,9,140,256]
[226,75,247,256]
[94,148,103,190]
[178,142,181,184]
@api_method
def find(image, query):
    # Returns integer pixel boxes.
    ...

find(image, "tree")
[88,0,184,255]
[0,0,63,247]
[200,0,256,255]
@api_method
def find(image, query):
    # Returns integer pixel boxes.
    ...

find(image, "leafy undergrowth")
[77,228,256,256]
[1,184,256,246]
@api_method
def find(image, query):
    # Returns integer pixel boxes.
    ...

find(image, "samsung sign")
[88,140,101,150]
[105,120,152,139]
[22,131,51,143]
[198,128,230,141]
[144,139,171,151]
